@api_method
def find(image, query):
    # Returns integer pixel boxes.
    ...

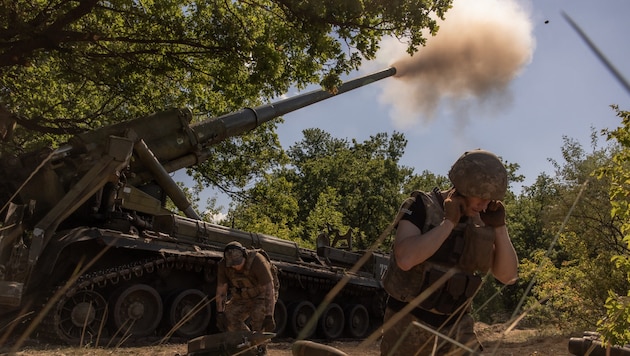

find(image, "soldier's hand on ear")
[480,200,506,227]
[444,190,464,224]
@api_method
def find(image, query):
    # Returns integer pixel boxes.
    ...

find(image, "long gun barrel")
[0,67,396,264]
[193,66,397,146]
[69,67,396,185]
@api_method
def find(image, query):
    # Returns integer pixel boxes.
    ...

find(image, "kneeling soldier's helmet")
[224,241,246,267]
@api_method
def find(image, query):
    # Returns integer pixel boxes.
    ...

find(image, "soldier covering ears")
[380,149,519,356]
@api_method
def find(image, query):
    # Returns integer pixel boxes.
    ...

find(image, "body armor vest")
[225,250,263,300]
[382,190,495,314]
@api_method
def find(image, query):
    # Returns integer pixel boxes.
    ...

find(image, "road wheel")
[288,300,316,339]
[345,304,369,338]
[166,289,211,338]
[111,284,163,337]
[318,302,345,339]
[53,289,108,344]
[273,299,287,336]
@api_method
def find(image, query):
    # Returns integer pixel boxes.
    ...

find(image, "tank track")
[279,269,378,297]
[279,269,385,307]
[38,255,214,345]
[36,255,384,345]
[275,268,386,339]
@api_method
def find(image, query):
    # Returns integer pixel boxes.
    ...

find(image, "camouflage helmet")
[224,241,246,267]
[448,149,508,200]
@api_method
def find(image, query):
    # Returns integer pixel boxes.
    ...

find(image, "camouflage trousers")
[379,305,482,356]
[225,297,268,356]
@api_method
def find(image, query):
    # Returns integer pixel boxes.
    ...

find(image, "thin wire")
[562,12,630,96]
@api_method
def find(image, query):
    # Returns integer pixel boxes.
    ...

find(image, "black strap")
[432,187,444,207]
[386,296,454,328]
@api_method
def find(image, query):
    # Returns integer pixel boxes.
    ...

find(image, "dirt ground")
[3,324,575,356]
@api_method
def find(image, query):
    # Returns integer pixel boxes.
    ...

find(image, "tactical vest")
[225,250,263,299]
[225,249,280,301]
[382,190,495,315]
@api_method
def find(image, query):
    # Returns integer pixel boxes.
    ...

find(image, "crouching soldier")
[216,241,278,355]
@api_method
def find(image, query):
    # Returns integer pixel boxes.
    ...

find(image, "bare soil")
[3,324,575,356]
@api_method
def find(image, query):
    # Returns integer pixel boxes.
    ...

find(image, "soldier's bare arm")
[491,226,519,284]
[394,192,464,271]
[394,219,455,271]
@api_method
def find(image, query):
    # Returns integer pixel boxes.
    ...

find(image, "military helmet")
[448,149,507,200]
[224,241,246,267]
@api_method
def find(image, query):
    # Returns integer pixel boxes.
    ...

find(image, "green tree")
[228,128,414,249]
[302,187,351,249]
[517,132,627,330]
[224,173,299,241]
[403,169,450,193]
[509,173,557,261]
[598,106,630,346]
[0,0,452,188]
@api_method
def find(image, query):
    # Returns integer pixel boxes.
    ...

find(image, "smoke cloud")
[374,0,535,129]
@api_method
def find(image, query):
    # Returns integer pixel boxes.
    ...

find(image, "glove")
[216,312,227,332]
[480,200,506,227]
[262,315,276,332]
[443,190,464,224]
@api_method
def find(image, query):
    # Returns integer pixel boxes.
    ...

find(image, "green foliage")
[227,128,414,249]
[601,292,630,345]
[597,106,630,346]
[512,124,628,334]
[403,169,451,193]
[520,249,606,329]
[1,0,452,149]
[302,187,351,249]
[1,0,453,206]
[225,173,300,242]
[508,174,558,269]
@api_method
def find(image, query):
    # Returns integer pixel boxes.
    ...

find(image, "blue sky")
[189,0,630,215]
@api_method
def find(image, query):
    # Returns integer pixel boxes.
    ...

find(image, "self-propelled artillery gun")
[0,68,395,345]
